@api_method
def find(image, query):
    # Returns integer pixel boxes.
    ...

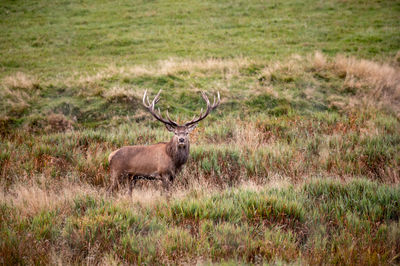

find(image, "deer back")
[109,142,175,177]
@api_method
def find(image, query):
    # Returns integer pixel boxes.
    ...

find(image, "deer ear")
[187,124,197,132]
[165,124,175,132]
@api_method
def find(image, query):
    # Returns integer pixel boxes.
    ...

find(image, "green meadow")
[1,0,400,264]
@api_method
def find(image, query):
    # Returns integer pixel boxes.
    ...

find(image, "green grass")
[1,179,399,264]
[1,0,400,264]
[1,0,399,79]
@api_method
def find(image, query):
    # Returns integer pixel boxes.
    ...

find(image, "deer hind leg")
[108,169,121,193]
[128,176,138,196]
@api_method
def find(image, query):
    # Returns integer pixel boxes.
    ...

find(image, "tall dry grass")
[311,52,400,116]
[258,52,400,117]
[0,176,100,218]
[0,72,40,117]
[2,72,39,91]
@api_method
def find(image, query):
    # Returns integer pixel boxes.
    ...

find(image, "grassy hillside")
[1,0,400,264]
[1,0,399,78]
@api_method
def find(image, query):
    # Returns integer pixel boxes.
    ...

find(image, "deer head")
[142,90,220,147]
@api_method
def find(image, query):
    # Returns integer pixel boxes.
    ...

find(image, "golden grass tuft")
[333,55,399,88]
[259,52,400,117]
[46,113,74,132]
[156,57,252,76]
[74,57,253,89]
[259,54,304,82]
[102,86,140,102]
[2,72,39,90]
[311,52,400,115]
[310,51,328,71]
[0,87,31,116]
[0,73,41,116]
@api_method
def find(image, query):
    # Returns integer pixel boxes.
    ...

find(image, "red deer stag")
[108,89,220,193]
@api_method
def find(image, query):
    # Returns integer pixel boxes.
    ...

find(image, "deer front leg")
[160,174,172,192]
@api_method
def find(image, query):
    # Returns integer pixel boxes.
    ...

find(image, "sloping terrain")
[1,0,399,264]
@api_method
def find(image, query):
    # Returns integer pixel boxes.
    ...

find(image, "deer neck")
[166,137,190,170]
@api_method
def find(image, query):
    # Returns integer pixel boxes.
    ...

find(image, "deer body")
[109,137,189,192]
[108,90,219,193]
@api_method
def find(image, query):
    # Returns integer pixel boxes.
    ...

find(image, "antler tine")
[183,91,220,126]
[152,89,162,106]
[201,91,210,105]
[142,89,178,127]
[166,110,179,125]
[209,91,220,110]
[212,91,220,109]
[184,108,203,125]
[143,90,149,107]
[142,89,157,108]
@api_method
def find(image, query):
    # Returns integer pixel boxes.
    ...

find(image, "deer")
[108,89,220,194]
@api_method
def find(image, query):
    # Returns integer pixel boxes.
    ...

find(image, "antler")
[142,90,178,127]
[183,91,220,127]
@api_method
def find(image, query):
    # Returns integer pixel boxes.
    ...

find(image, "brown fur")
[108,133,189,192]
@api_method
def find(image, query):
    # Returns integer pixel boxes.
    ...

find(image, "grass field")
[1,0,400,264]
